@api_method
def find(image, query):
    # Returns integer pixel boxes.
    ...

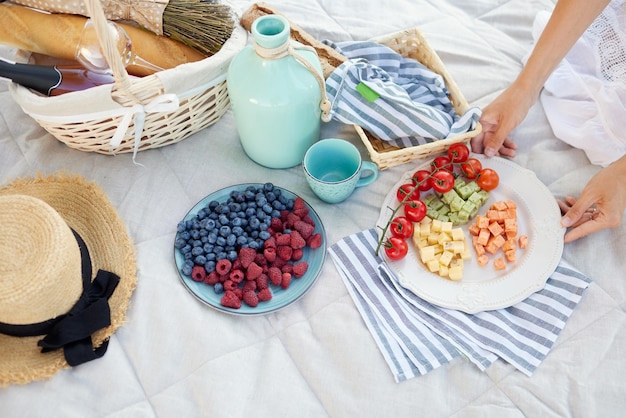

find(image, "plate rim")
[174,183,327,316]
[376,155,565,313]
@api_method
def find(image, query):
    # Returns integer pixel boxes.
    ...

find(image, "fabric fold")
[329,229,592,382]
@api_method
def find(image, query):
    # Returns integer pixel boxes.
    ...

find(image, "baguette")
[240,2,346,78]
[0,3,206,77]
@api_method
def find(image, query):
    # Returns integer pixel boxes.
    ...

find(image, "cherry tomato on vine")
[411,169,433,191]
[460,157,482,179]
[431,170,455,193]
[447,143,470,163]
[404,199,427,223]
[430,155,453,172]
[476,168,500,191]
[390,216,414,239]
[384,236,409,261]
[396,183,420,202]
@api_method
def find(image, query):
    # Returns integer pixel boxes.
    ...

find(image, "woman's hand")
[559,156,626,242]
[471,81,539,158]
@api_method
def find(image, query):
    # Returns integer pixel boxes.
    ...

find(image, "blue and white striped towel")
[328,229,592,383]
[324,41,482,149]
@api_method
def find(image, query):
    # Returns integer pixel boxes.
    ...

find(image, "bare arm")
[471,0,612,157]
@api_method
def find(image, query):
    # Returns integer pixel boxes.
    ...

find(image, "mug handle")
[355,161,379,188]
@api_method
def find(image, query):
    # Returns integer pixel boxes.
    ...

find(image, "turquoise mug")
[302,138,379,203]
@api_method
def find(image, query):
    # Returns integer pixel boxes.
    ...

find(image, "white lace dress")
[533,0,626,167]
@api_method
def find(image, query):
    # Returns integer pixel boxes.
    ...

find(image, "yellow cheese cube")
[451,228,465,241]
[439,250,454,267]
[426,258,440,273]
[439,265,449,278]
[431,219,442,233]
[419,222,431,237]
[441,221,453,233]
[420,245,437,263]
[448,265,463,281]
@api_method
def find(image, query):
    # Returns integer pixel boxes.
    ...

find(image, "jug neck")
[252,15,290,49]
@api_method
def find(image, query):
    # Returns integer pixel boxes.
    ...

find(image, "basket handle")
[83,0,166,106]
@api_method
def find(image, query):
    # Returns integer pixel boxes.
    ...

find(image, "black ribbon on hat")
[0,230,120,367]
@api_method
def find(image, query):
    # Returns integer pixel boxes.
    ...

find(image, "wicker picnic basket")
[8,0,247,155]
[354,28,482,170]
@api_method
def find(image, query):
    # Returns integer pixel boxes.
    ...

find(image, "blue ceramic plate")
[174,183,326,315]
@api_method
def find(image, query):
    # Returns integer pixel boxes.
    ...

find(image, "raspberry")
[254,253,267,267]
[294,220,315,239]
[270,217,283,231]
[216,259,232,275]
[263,247,276,263]
[229,269,244,284]
[256,274,269,290]
[291,248,303,261]
[221,290,241,309]
[246,262,263,280]
[264,235,276,249]
[302,215,315,226]
[293,261,309,278]
[281,272,292,289]
[232,258,243,271]
[293,196,307,211]
[204,270,219,285]
[268,267,282,286]
[307,233,322,249]
[258,288,272,302]
[276,233,291,246]
[243,290,259,307]
[270,256,288,270]
[234,288,243,300]
[293,207,309,219]
[191,265,206,282]
[286,212,301,228]
[243,281,257,293]
[277,245,293,261]
[290,231,306,249]
[223,279,237,292]
[281,263,293,274]
[238,247,257,269]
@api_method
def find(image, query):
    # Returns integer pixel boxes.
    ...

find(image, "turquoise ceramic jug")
[227,15,329,169]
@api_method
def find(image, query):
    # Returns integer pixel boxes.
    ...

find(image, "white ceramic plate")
[175,183,326,316]
[376,155,564,313]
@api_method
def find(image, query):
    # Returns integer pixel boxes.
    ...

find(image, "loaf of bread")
[0,3,206,77]
[240,2,346,79]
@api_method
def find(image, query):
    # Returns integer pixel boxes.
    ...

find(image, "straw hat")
[0,173,136,387]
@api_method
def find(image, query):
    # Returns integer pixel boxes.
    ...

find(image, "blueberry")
[205,260,216,273]
[216,236,226,247]
[213,282,224,294]
[203,243,214,253]
[226,234,237,247]
[263,182,274,192]
[174,237,186,249]
[232,226,244,237]
[218,214,229,225]
[194,255,207,265]
[182,265,193,276]
[226,250,238,261]
[181,244,192,254]
[177,221,187,233]
[208,200,220,210]
[259,230,271,240]
[191,246,204,256]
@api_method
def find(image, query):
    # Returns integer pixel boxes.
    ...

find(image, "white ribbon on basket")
[110,93,180,165]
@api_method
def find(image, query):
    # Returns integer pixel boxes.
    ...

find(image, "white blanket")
[1,1,625,417]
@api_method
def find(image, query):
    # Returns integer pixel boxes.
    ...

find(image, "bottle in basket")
[227,14,325,169]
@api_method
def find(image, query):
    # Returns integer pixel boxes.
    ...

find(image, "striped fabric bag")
[329,229,592,382]
[324,41,481,149]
